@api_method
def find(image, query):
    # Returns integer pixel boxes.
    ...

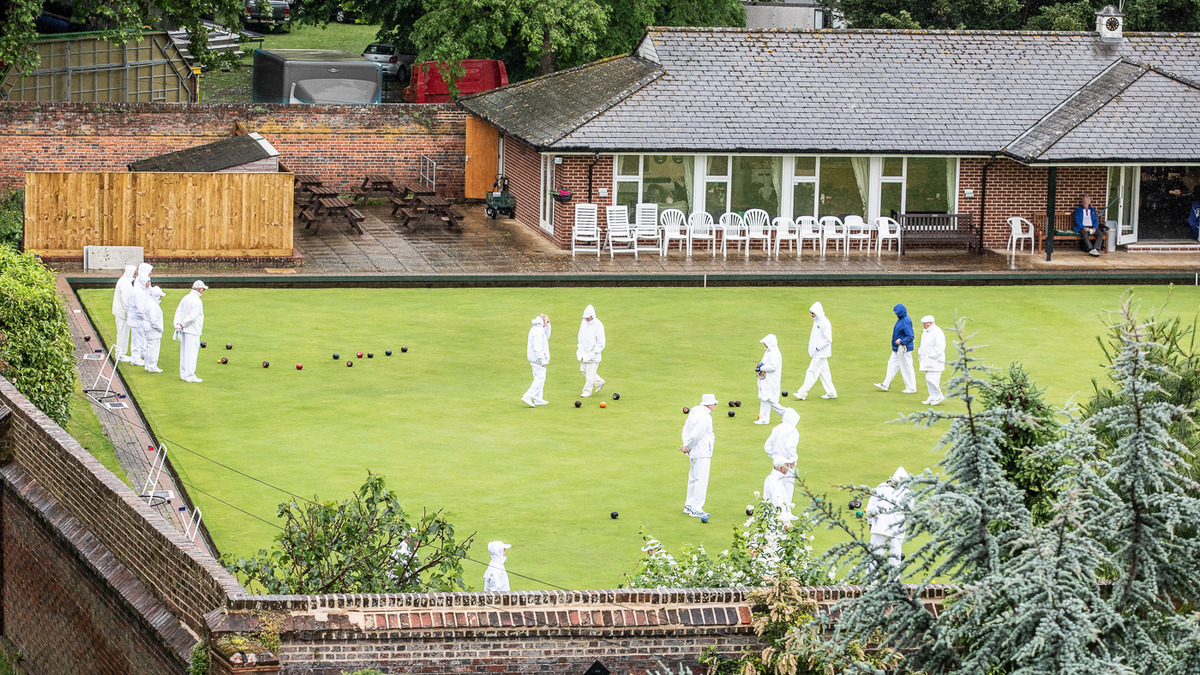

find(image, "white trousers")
[685,456,710,512]
[579,360,604,396]
[870,532,904,570]
[882,348,916,391]
[129,322,146,362]
[924,370,944,403]
[143,336,162,370]
[763,468,795,516]
[524,363,547,402]
[757,398,786,423]
[114,317,130,358]
[798,357,836,398]
[179,333,200,380]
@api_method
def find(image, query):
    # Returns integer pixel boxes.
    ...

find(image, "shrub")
[0,247,74,425]
[0,189,22,251]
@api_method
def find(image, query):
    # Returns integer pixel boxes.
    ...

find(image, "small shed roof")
[128,133,280,172]
[462,28,1200,163]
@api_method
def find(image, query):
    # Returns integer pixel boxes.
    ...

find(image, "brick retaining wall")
[0,101,466,196]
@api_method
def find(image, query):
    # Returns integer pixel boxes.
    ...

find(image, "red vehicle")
[403,59,508,103]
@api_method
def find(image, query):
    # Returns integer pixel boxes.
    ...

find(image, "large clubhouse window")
[610,154,958,221]
[614,154,695,214]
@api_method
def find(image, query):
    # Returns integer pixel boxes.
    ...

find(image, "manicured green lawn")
[198,22,383,103]
[78,285,1200,590]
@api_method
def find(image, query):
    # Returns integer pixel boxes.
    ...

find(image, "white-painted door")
[540,155,555,234]
[1109,166,1140,245]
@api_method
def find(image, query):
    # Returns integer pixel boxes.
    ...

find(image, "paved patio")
[50,202,1200,279]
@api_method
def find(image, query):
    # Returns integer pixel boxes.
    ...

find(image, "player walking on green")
[576,305,606,397]
[679,394,718,519]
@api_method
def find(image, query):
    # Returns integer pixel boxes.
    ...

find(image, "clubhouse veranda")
[459,21,1200,253]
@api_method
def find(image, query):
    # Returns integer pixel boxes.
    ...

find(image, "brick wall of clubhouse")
[0,378,243,672]
[502,152,1108,252]
[958,158,1107,249]
[0,101,466,196]
[214,586,951,674]
[502,137,547,243]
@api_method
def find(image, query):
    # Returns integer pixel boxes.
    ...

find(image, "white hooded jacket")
[763,408,800,468]
[919,319,947,373]
[173,289,205,336]
[576,305,605,363]
[866,467,912,539]
[144,287,166,339]
[127,263,154,327]
[757,333,783,401]
[526,316,550,365]
[680,404,715,459]
[482,541,511,592]
[807,302,832,358]
[112,265,135,318]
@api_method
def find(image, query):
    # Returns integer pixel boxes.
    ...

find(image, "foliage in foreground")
[0,189,21,251]
[0,246,74,425]
[625,499,828,589]
[225,473,474,594]
[799,300,1200,674]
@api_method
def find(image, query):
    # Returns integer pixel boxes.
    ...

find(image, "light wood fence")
[23,172,294,258]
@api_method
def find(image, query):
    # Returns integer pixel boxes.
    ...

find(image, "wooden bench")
[398,208,419,227]
[1029,213,1079,252]
[898,213,981,255]
[389,196,410,215]
[347,208,366,223]
[300,209,319,229]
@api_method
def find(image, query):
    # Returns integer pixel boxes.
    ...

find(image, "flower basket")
[551,189,572,203]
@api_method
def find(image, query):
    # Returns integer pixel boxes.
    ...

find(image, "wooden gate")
[464,116,499,199]
[23,171,293,258]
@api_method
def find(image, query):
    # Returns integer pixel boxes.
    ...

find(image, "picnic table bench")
[390,183,437,215]
[298,185,339,209]
[399,194,461,231]
[898,213,982,255]
[302,197,364,235]
[350,174,399,203]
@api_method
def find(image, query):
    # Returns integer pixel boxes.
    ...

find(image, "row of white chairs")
[570,204,904,259]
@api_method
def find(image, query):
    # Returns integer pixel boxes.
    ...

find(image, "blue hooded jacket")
[891,304,914,352]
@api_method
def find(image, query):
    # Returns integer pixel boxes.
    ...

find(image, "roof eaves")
[1004,58,1148,162]
[544,65,664,147]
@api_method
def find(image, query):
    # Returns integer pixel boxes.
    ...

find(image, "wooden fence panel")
[23,171,293,258]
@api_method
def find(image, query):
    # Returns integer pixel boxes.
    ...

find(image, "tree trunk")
[539,27,555,75]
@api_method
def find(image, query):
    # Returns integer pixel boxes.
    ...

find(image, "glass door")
[1107,166,1140,244]
[540,155,555,234]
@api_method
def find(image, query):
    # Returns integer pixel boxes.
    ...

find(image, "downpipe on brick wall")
[979,154,998,254]
[588,152,599,202]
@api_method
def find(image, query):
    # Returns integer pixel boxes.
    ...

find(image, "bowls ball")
[225,343,232,350]
[574,400,582,408]
[367,352,374,358]
[745,505,754,516]
[296,363,303,370]
[728,410,735,417]
[682,406,690,414]
[599,401,607,408]
[701,515,709,523]
[200,341,207,348]
[356,351,364,358]
[735,400,742,407]
[612,392,620,400]
[83,335,91,342]
[848,499,862,509]
[346,360,353,367]
[401,346,408,353]
[219,357,228,364]
[855,510,864,519]
[610,511,618,519]
[728,400,736,408]
[333,353,340,360]
[261,361,269,368]
[385,349,392,356]
[782,390,789,397]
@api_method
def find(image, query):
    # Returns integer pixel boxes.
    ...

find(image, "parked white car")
[361,42,415,81]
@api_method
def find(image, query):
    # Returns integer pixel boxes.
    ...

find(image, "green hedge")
[0,247,74,425]
[0,189,21,251]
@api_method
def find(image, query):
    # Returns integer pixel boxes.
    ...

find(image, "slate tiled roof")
[469,28,1200,163]
[128,132,280,172]
[458,55,662,148]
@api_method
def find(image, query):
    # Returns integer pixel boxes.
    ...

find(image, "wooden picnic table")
[294,174,324,196]
[397,194,461,231]
[297,185,339,208]
[301,196,365,234]
[390,182,438,215]
[351,174,399,203]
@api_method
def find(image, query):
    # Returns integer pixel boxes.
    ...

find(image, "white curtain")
[682,156,694,215]
[851,157,870,215]
[771,157,783,215]
[945,159,956,213]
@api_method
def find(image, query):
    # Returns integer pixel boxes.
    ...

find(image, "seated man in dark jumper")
[1073,195,1107,257]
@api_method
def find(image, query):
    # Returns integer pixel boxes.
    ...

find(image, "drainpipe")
[1045,167,1058,261]
[979,155,997,255]
[588,152,600,203]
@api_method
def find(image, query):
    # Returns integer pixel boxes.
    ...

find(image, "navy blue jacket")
[891,304,914,352]
[1073,206,1100,233]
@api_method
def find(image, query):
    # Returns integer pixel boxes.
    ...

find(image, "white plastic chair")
[796,216,821,258]
[743,208,772,257]
[571,204,601,258]
[1006,216,1035,254]
[719,212,748,259]
[660,208,688,256]
[773,217,799,258]
[605,205,637,258]
[844,214,872,254]
[688,212,717,258]
[634,203,662,255]
[874,217,901,257]
[819,215,845,257]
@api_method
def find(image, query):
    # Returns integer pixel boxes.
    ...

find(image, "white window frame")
[539,154,554,234]
[703,155,731,217]
[613,154,643,206]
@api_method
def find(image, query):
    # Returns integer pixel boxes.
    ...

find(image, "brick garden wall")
[0,101,466,196]
[0,378,244,672]
[955,158,1107,249]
